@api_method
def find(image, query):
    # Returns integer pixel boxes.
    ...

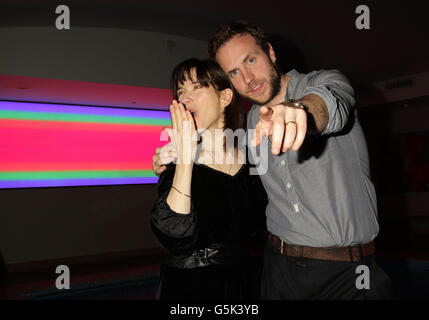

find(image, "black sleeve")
[150,164,197,257]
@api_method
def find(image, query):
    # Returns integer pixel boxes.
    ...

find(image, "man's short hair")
[208,20,270,60]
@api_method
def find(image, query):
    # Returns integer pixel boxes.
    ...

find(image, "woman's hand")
[165,100,197,166]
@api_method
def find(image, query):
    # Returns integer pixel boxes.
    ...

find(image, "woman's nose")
[180,93,192,105]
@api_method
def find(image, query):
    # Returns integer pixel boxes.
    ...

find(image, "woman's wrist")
[168,163,193,215]
[172,164,193,195]
[175,163,194,172]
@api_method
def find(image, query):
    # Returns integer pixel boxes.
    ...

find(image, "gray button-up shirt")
[247,69,379,247]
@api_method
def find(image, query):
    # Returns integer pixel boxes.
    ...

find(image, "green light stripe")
[0,110,171,126]
[0,170,157,181]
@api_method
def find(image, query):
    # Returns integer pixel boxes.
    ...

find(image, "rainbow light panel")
[0,101,171,188]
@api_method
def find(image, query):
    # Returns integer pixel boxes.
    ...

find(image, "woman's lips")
[187,110,198,124]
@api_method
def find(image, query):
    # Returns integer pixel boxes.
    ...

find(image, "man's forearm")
[299,94,329,134]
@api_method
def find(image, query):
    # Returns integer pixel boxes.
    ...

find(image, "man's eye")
[194,84,202,89]
[230,70,239,77]
[248,57,255,64]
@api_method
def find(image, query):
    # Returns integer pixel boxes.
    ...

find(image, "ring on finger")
[285,120,296,126]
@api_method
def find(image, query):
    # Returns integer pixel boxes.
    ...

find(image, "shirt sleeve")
[302,69,356,135]
[150,164,197,257]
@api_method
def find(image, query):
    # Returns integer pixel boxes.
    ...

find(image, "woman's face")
[176,68,226,131]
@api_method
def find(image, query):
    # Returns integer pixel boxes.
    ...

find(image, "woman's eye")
[177,91,183,97]
[194,84,202,89]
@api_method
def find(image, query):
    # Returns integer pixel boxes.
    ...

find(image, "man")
[153,21,392,299]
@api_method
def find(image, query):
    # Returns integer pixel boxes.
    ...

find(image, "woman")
[150,58,267,300]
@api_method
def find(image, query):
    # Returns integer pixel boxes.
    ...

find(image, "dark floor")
[24,274,159,300]
[2,255,428,300]
[2,230,429,300]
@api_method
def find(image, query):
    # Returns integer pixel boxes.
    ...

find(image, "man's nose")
[242,68,255,84]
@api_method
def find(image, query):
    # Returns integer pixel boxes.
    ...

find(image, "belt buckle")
[194,248,208,259]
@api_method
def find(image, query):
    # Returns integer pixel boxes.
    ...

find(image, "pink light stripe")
[0,74,172,110]
[0,118,169,133]
[0,162,153,171]
[0,126,169,163]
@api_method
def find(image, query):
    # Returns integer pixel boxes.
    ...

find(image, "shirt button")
[293,203,300,213]
[287,182,291,189]
[281,160,286,166]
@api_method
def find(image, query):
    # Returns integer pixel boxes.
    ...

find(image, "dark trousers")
[261,242,393,300]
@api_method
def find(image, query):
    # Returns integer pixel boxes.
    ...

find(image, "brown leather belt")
[267,232,375,262]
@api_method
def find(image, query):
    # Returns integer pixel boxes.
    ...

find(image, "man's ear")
[220,88,233,108]
[268,42,276,64]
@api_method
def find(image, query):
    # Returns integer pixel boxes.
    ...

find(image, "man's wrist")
[282,99,309,112]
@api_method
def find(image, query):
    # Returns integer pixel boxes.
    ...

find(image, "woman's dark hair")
[171,58,244,134]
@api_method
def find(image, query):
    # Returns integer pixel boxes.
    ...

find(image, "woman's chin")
[195,120,208,132]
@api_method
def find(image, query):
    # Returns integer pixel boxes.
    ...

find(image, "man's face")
[215,34,281,105]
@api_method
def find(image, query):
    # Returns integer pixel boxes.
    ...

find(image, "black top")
[150,162,267,261]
